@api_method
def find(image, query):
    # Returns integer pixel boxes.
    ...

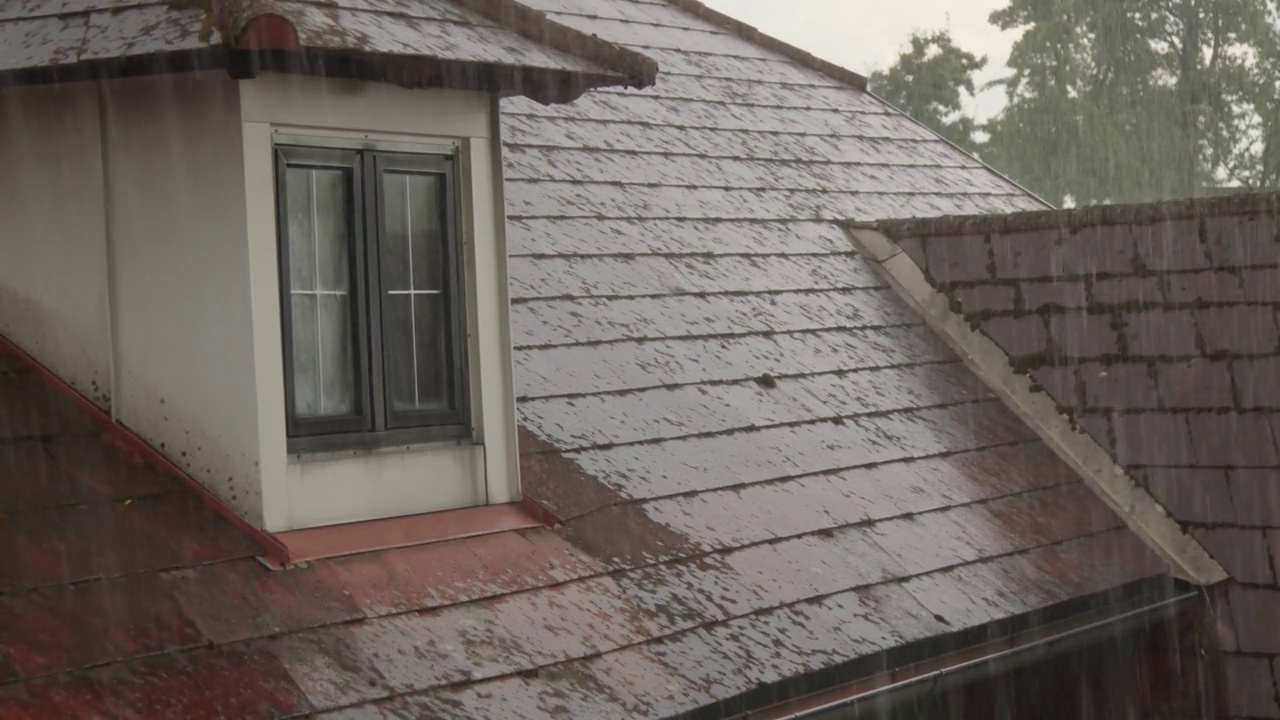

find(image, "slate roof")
[0,0,1193,717]
[0,0,657,94]
[877,191,1280,719]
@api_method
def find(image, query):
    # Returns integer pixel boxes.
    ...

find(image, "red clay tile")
[1111,412,1196,466]
[952,284,1016,313]
[1090,276,1162,306]
[88,652,226,720]
[1196,306,1280,355]
[1142,468,1235,525]
[1231,586,1280,654]
[1156,358,1234,409]
[0,573,205,679]
[981,315,1048,357]
[328,529,603,617]
[1079,363,1158,410]
[0,352,29,376]
[0,589,110,679]
[1047,312,1119,357]
[1132,219,1209,272]
[0,440,98,511]
[1189,413,1279,467]
[1120,309,1199,356]
[1022,281,1087,310]
[1221,653,1280,718]
[0,375,100,441]
[183,645,315,718]
[1235,357,1280,409]
[924,234,990,283]
[1229,470,1280,527]
[0,493,255,592]
[1192,527,1276,585]
[167,558,362,644]
[0,672,111,720]
[45,436,177,501]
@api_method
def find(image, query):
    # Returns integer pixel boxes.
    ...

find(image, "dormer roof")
[0,0,657,103]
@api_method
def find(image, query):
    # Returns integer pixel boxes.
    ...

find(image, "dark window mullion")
[364,152,389,433]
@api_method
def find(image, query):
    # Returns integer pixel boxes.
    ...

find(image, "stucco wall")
[240,74,520,531]
[100,73,266,525]
[0,83,113,406]
[0,72,519,532]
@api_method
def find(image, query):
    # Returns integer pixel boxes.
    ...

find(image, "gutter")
[760,591,1200,720]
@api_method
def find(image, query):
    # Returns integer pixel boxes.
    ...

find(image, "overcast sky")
[700,0,1021,118]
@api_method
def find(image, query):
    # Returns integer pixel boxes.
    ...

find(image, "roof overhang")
[0,0,658,105]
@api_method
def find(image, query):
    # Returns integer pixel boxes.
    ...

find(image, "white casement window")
[274,141,468,452]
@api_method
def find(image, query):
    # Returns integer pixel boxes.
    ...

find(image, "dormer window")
[275,142,468,452]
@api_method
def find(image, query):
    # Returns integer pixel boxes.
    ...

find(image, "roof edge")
[877,190,1280,240]
[663,0,867,90]
[449,0,659,90]
[844,225,1231,588]
[169,0,658,94]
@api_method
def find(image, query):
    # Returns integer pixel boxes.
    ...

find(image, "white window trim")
[240,86,519,532]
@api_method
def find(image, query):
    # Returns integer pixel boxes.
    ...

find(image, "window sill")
[264,502,543,567]
[287,425,473,460]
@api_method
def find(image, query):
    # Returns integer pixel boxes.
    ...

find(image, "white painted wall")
[240,74,521,531]
[100,73,266,525]
[0,72,520,533]
[0,83,112,406]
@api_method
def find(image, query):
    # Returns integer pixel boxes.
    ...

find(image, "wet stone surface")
[894,198,1280,717]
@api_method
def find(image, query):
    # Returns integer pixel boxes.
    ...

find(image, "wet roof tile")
[883,192,1280,713]
[0,0,1177,716]
[0,0,650,88]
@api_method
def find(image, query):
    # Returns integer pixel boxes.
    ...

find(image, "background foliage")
[870,0,1280,206]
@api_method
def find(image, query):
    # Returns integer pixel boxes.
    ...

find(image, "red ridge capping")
[0,335,291,568]
[235,14,299,51]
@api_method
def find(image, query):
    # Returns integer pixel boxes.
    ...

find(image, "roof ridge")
[659,0,867,91]
[878,190,1280,240]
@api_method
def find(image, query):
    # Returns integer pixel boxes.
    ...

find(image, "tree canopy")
[868,32,987,152]
[869,1,1280,206]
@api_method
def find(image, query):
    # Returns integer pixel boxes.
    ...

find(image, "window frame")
[274,140,471,455]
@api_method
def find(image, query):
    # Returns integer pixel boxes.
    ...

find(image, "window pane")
[283,164,358,420]
[379,168,454,419]
[290,294,319,416]
[285,167,316,291]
